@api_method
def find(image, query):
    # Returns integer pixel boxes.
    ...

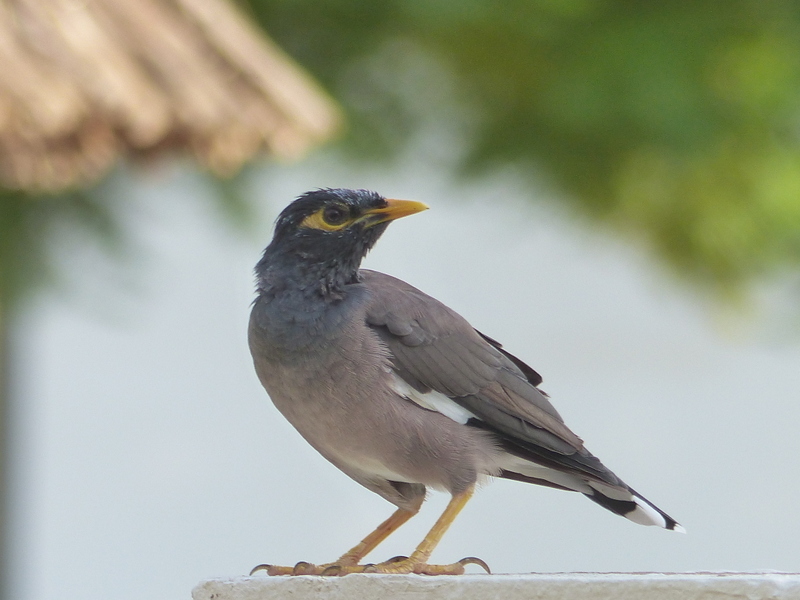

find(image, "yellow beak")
[362,199,429,226]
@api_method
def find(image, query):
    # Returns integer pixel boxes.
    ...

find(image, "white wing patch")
[390,373,477,424]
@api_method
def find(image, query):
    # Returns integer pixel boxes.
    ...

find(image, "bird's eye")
[322,205,349,226]
[300,204,353,231]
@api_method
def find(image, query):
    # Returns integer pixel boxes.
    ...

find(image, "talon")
[250,563,295,576]
[293,561,315,575]
[320,564,343,576]
[362,563,378,573]
[383,555,409,564]
[249,564,271,576]
[458,556,491,574]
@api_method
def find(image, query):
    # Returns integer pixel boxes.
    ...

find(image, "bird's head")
[257,188,428,296]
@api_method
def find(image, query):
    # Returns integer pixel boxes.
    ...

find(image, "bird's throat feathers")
[250,261,370,359]
[255,235,374,303]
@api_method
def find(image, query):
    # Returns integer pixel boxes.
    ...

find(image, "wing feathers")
[477,330,544,387]
[480,381,583,449]
[363,270,583,453]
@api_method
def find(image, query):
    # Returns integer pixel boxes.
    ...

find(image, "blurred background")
[2,1,800,599]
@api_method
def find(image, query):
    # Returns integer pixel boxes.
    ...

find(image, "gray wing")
[362,269,585,455]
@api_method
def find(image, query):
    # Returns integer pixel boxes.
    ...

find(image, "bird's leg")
[372,484,489,575]
[250,506,417,576]
[334,506,417,566]
[250,487,489,576]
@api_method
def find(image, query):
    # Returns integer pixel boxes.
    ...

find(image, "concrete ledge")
[193,572,800,600]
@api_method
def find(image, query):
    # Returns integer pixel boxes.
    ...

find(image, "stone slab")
[193,572,800,600]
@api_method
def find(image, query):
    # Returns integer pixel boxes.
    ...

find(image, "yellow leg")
[375,485,488,574]
[407,485,473,565]
[336,507,417,565]
[251,505,417,576]
[250,485,489,576]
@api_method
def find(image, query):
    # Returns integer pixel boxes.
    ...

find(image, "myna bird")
[248,188,682,576]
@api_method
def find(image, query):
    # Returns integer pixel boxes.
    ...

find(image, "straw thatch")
[0,0,341,192]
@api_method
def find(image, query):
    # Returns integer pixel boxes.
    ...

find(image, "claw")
[458,556,491,574]
[383,555,409,564]
[249,564,271,576]
[362,563,378,573]
[292,561,316,575]
[319,564,344,576]
[250,563,296,576]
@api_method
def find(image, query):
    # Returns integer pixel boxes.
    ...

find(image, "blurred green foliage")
[247,0,800,291]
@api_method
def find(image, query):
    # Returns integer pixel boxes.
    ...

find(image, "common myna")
[248,188,682,576]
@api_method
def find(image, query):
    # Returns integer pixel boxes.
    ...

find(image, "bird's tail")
[497,454,684,532]
[496,446,683,532]
[583,480,685,532]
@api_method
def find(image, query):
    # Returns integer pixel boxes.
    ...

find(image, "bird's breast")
[248,285,387,410]
[249,287,364,360]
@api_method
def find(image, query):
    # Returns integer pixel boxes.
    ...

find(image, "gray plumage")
[249,188,681,533]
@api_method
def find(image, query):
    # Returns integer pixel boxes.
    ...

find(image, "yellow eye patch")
[300,205,353,231]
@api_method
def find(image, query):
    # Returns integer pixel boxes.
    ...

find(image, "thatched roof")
[0,0,341,192]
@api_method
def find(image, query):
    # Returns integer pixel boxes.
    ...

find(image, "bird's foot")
[249,562,329,576]
[369,554,490,575]
[250,555,490,576]
[249,560,365,576]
